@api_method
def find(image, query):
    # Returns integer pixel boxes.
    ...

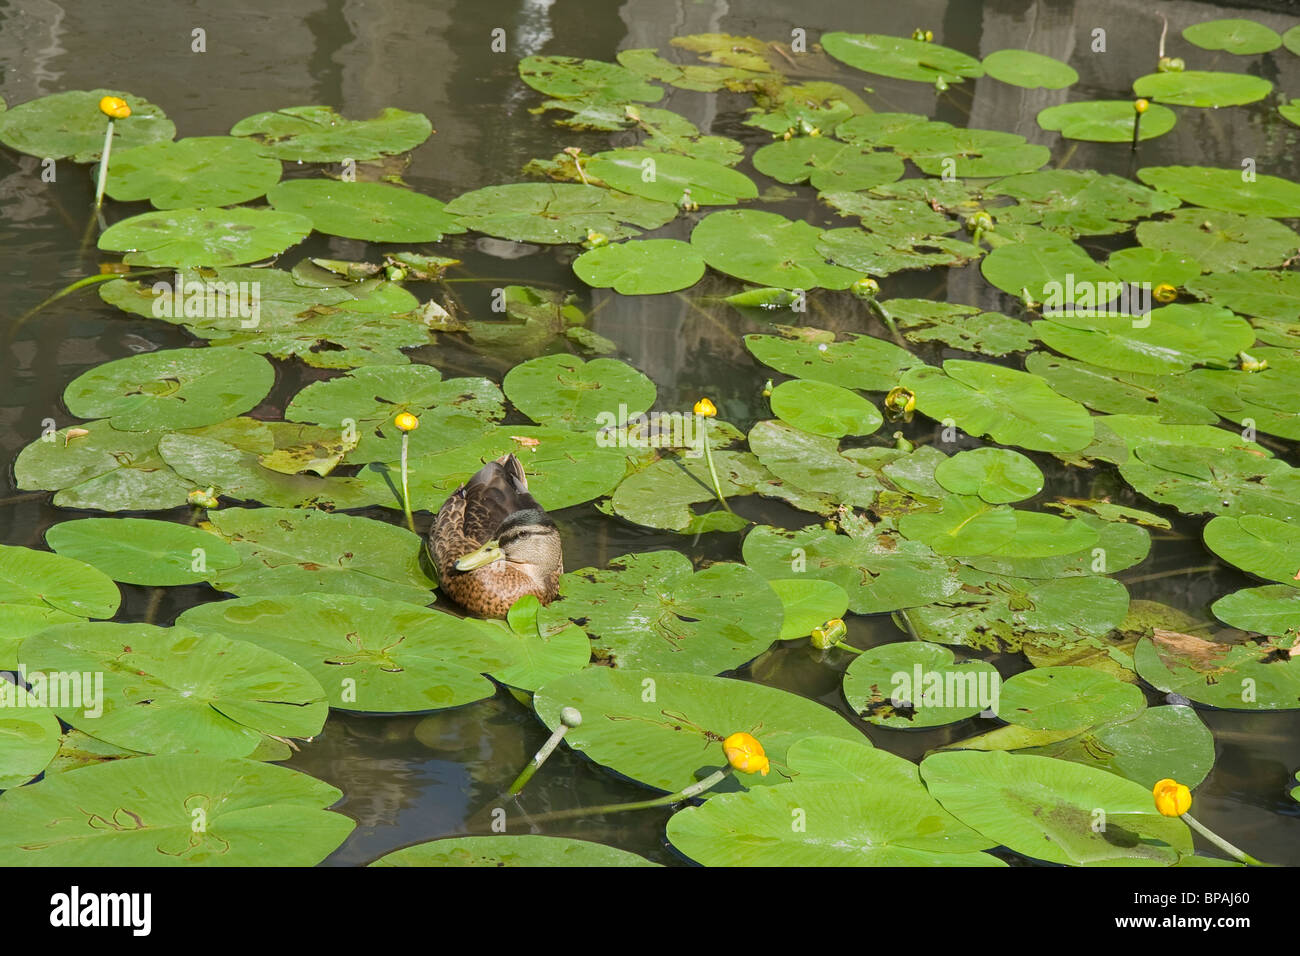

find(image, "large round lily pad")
[98,207,313,267]
[934,448,1043,503]
[573,238,705,294]
[585,149,756,205]
[266,179,464,242]
[998,666,1146,730]
[983,49,1077,89]
[1183,18,1282,54]
[843,642,999,728]
[230,105,433,162]
[821,32,984,84]
[102,136,282,208]
[1137,166,1300,218]
[1037,100,1176,142]
[769,379,881,437]
[745,330,922,391]
[0,89,175,161]
[45,518,240,586]
[503,353,655,430]
[372,835,658,867]
[444,182,675,243]
[1132,71,1272,107]
[691,210,861,290]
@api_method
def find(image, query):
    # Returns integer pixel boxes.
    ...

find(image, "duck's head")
[454,509,563,576]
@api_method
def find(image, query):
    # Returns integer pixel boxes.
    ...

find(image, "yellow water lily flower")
[693,398,717,418]
[1153,778,1192,817]
[1134,98,1150,114]
[99,96,131,119]
[885,386,916,416]
[394,412,420,432]
[1153,283,1177,303]
[723,732,769,776]
[810,618,847,650]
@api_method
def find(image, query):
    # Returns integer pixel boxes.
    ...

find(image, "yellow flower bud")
[693,398,717,418]
[1152,778,1192,817]
[1134,98,1150,114]
[394,412,420,432]
[851,277,881,300]
[99,96,131,120]
[885,386,916,416]
[1153,283,1177,303]
[810,618,847,649]
[187,486,220,509]
[723,732,769,776]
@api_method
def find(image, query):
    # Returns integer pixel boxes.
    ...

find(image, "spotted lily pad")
[519,56,663,104]
[0,89,175,161]
[445,182,675,243]
[230,105,433,162]
[883,123,1050,178]
[585,149,756,205]
[843,642,999,728]
[503,354,655,430]
[1135,630,1300,710]
[266,180,464,243]
[536,551,782,675]
[991,170,1181,236]
[887,300,1035,356]
[98,207,313,267]
[1135,209,1299,272]
[752,138,904,192]
[0,753,354,865]
[45,518,240,586]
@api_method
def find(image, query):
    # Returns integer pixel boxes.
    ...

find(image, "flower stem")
[508,723,572,796]
[699,418,734,514]
[94,119,115,211]
[522,768,732,823]
[1182,812,1266,866]
[399,430,415,532]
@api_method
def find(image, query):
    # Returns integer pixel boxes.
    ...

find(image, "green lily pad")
[464,594,592,691]
[745,330,922,391]
[45,518,240,586]
[1212,586,1300,636]
[1136,208,1299,272]
[616,48,767,95]
[1132,70,1271,107]
[99,207,313,267]
[372,835,658,867]
[0,544,120,619]
[961,512,1150,579]
[768,579,850,640]
[178,593,509,712]
[1183,19,1281,55]
[0,699,61,790]
[691,210,861,290]
[752,138,903,192]
[1119,444,1300,522]
[0,753,354,865]
[993,170,1182,238]
[748,420,883,509]
[63,346,274,432]
[815,222,979,277]
[1137,166,1300,218]
[585,149,756,205]
[883,122,1050,178]
[445,182,675,243]
[1,606,81,670]
[821,33,984,84]
[1107,247,1202,287]
[230,105,433,162]
[843,642,1000,728]
[0,89,175,161]
[998,666,1145,730]
[769,379,881,437]
[532,667,861,794]
[1099,413,1270,464]
[1135,631,1300,710]
[983,49,1078,89]
[204,507,437,605]
[887,300,1036,356]
[1203,514,1300,586]
[742,524,961,614]
[266,180,464,242]
[503,354,655,430]
[920,750,1192,865]
[981,232,1122,302]
[1037,100,1176,142]
[19,622,327,756]
[102,136,281,208]
[785,734,921,788]
[519,56,663,104]
[935,449,1043,503]
[573,238,705,294]
[1185,270,1300,321]
[537,551,782,675]
[901,361,1095,453]
[667,779,1003,866]
[1025,352,1216,425]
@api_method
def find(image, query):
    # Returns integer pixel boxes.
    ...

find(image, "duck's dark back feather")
[458,453,543,539]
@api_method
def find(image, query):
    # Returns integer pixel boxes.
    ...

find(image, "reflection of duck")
[427,454,563,618]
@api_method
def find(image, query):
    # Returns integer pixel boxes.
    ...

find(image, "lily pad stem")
[1182,812,1265,866]
[700,418,734,514]
[522,768,732,823]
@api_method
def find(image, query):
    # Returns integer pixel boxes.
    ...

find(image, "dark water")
[1,0,1298,866]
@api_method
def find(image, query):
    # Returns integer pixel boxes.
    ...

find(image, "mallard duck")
[427,453,563,618]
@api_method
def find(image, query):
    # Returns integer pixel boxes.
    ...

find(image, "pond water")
[1,0,1298,866]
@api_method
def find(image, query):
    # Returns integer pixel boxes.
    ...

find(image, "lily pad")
[752,138,903,192]
[45,518,240,586]
[887,300,1035,356]
[900,361,1095,453]
[748,420,883,509]
[266,180,464,243]
[983,49,1078,89]
[230,105,433,162]
[19,622,327,756]
[1182,19,1281,55]
[573,239,705,294]
[532,667,862,794]
[993,170,1181,238]
[843,642,1000,728]
[1137,166,1300,218]
[503,354,655,430]
[920,750,1192,865]
[519,56,663,104]
[0,89,175,161]
[691,210,861,290]
[785,734,921,788]
[585,149,756,205]
[98,207,313,267]
[445,182,675,244]
[1135,631,1300,710]
[1037,100,1176,143]
[1135,209,1299,272]
[1185,270,1300,321]
[63,347,274,432]
[980,232,1122,302]
[998,666,1145,730]
[0,544,120,619]
[102,136,282,208]
[1203,514,1300,586]
[768,579,850,640]
[768,379,881,437]
[1212,586,1300,637]
[1132,70,1271,108]
[883,123,1050,178]
[1119,444,1300,522]
[0,753,353,865]
[203,507,437,605]
[821,33,984,84]
[745,330,922,391]
[0,699,61,790]
[372,835,657,867]
[935,448,1043,503]
[742,524,961,614]
[536,551,782,675]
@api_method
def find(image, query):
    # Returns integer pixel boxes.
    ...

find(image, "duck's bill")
[454,541,504,571]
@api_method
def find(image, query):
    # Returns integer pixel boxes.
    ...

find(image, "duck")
[426,453,564,618]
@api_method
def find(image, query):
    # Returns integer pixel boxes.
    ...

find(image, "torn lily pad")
[445,182,675,243]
